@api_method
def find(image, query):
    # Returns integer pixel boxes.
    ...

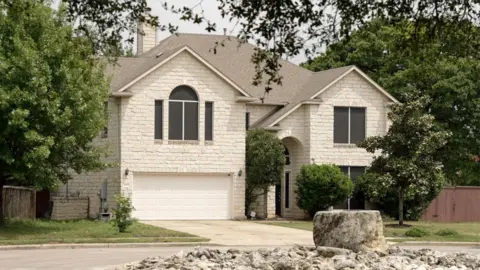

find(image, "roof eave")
[110,91,133,97]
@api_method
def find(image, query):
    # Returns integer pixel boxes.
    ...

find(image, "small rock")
[317,247,352,258]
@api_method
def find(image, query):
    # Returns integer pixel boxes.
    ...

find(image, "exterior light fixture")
[238,169,243,177]
[124,168,130,176]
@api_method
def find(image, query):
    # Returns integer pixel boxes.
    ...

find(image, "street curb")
[395,241,480,247]
[0,242,221,251]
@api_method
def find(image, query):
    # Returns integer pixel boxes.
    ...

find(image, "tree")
[296,164,353,217]
[356,172,444,220]
[245,129,284,217]
[358,93,450,226]
[302,19,480,185]
[26,1,478,93]
[0,0,109,225]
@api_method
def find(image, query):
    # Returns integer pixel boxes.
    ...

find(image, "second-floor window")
[205,102,213,141]
[169,85,199,140]
[334,107,366,144]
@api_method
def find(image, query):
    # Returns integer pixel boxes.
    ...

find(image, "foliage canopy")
[245,129,284,215]
[0,0,109,224]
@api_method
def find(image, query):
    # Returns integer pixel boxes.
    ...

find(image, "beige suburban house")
[53,23,398,221]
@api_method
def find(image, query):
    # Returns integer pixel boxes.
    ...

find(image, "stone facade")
[137,23,157,55]
[51,196,89,220]
[56,49,393,221]
[309,71,390,166]
[257,71,392,219]
[119,51,246,219]
[56,97,121,218]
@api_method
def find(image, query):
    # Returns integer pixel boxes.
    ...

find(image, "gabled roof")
[106,47,181,92]
[110,33,312,103]
[107,33,398,128]
[255,66,398,128]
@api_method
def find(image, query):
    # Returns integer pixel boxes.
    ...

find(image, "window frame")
[168,86,199,141]
[205,101,214,141]
[154,100,163,140]
[102,101,108,138]
[285,171,290,209]
[333,106,366,144]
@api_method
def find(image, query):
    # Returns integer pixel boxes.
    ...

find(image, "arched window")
[169,86,199,140]
[284,146,291,165]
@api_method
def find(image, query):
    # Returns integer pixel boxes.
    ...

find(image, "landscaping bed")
[257,220,480,242]
[0,219,208,245]
[122,246,480,269]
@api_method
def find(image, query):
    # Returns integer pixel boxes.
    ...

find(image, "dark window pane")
[169,101,183,140]
[338,166,349,175]
[184,102,199,140]
[284,146,290,165]
[245,112,250,130]
[103,101,108,137]
[205,102,213,141]
[154,100,163,139]
[334,107,349,143]
[350,107,366,144]
[350,167,366,182]
[285,172,290,208]
[169,85,198,101]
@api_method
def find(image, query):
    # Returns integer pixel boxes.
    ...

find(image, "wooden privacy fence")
[421,186,480,222]
[2,186,36,220]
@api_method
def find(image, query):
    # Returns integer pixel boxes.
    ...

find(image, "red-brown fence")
[421,186,480,222]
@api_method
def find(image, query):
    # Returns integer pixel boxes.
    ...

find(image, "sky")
[147,0,309,64]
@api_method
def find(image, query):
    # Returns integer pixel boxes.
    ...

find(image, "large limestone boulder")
[313,210,388,253]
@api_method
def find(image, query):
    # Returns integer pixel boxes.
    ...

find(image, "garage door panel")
[132,174,232,220]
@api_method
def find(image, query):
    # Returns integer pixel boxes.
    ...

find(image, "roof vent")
[156,52,163,58]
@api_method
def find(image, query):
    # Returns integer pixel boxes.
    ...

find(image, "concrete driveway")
[142,220,313,246]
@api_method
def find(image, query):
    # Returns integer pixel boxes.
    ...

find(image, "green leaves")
[0,0,109,189]
[296,164,354,217]
[358,93,449,222]
[306,19,480,184]
[245,129,284,213]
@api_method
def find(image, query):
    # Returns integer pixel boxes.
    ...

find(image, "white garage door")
[132,173,232,220]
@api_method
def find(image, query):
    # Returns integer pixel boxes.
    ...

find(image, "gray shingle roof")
[106,46,182,92]
[116,33,313,103]
[106,33,384,127]
[253,66,355,128]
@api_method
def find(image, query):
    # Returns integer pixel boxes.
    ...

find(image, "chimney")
[223,28,227,36]
[137,17,158,55]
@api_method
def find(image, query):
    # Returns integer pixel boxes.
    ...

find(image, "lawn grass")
[0,219,208,245]
[257,220,480,242]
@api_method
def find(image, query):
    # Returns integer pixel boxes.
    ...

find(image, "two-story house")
[55,22,397,221]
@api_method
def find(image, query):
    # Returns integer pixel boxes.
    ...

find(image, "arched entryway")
[276,136,303,218]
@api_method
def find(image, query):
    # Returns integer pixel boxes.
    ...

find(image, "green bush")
[111,194,135,233]
[245,129,284,216]
[435,228,459,236]
[296,164,354,217]
[356,171,444,220]
[405,227,429,237]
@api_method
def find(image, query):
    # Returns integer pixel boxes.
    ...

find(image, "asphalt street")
[1,245,480,270]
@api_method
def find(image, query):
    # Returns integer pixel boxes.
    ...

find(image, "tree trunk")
[0,174,4,226]
[398,187,404,226]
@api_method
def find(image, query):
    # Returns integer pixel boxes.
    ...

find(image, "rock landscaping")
[122,246,480,270]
